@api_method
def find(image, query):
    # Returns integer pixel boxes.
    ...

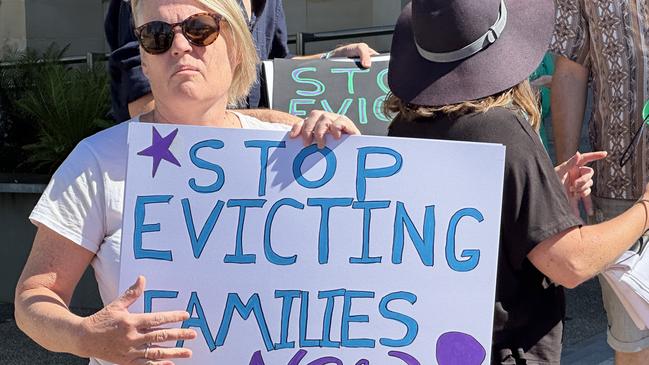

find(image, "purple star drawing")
[137,127,181,178]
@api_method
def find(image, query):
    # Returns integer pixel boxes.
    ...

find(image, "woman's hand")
[290,110,361,149]
[555,151,607,216]
[79,276,196,364]
[530,75,553,89]
[327,43,380,68]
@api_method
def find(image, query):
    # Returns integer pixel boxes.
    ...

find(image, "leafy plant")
[0,45,69,174]
[16,63,113,172]
[0,44,114,174]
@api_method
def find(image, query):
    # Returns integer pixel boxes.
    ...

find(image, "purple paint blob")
[249,350,265,365]
[388,350,421,365]
[436,332,486,365]
[307,356,343,365]
[288,349,309,365]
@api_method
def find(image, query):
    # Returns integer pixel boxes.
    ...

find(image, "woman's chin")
[171,83,205,100]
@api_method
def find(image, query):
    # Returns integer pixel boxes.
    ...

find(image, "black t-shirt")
[388,107,582,364]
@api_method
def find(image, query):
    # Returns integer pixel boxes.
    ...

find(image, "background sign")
[264,56,391,135]
[119,122,505,364]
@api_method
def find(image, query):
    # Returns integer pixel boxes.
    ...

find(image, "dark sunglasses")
[134,13,222,55]
[619,100,649,167]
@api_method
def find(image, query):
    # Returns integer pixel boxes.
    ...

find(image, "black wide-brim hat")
[388,0,555,107]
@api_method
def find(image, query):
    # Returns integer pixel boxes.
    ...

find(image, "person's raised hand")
[555,151,607,216]
[78,276,196,364]
[530,75,553,89]
[290,110,361,149]
[328,43,379,68]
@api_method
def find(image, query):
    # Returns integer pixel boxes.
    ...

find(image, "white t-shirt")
[29,113,291,365]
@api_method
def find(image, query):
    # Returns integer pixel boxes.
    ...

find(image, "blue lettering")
[289,99,316,118]
[307,198,354,264]
[376,68,390,94]
[293,145,337,189]
[182,198,225,259]
[274,290,301,350]
[264,198,304,265]
[215,293,274,351]
[318,289,345,348]
[224,199,266,264]
[350,201,390,264]
[373,95,391,122]
[144,290,178,313]
[292,67,326,97]
[178,291,216,350]
[392,202,435,266]
[331,68,370,94]
[358,98,368,125]
[189,140,225,193]
[379,292,418,347]
[134,195,173,261]
[245,140,286,197]
[356,147,403,201]
[299,291,321,347]
[446,208,483,272]
[341,290,375,348]
[321,98,354,115]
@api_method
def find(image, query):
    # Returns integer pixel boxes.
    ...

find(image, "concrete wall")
[0,0,27,56]
[24,0,109,57]
[0,190,102,308]
[4,0,403,58]
[284,0,402,54]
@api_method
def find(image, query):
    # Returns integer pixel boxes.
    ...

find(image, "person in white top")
[13,0,358,364]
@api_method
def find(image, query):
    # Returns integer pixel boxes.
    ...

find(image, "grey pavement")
[562,278,614,364]
[0,304,90,364]
[0,278,615,364]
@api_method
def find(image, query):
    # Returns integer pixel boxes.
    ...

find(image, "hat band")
[415,0,508,63]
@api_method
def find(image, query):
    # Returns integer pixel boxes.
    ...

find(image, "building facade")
[0,0,407,58]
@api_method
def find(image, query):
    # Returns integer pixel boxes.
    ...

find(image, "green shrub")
[0,46,67,175]
[17,63,113,172]
[0,45,114,175]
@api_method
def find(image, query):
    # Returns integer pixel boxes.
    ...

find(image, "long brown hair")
[383,80,541,130]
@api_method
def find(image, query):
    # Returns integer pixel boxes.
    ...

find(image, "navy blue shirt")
[105,0,291,122]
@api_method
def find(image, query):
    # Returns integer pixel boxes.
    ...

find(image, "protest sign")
[263,56,391,136]
[119,122,505,364]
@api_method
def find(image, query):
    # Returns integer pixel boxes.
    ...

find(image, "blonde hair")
[383,80,541,131]
[131,0,258,105]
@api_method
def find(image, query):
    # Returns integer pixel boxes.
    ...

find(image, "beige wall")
[24,0,108,57]
[4,0,402,58]
[284,0,401,54]
[0,191,102,308]
[0,0,27,57]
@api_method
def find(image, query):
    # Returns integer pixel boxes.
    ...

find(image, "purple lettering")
[388,351,420,365]
[248,349,421,365]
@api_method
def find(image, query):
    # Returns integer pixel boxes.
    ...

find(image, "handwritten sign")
[264,56,391,135]
[119,122,505,364]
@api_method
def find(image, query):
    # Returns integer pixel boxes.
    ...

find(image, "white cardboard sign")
[119,122,505,365]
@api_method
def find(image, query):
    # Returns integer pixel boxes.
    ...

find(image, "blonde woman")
[386,0,649,363]
[13,0,357,364]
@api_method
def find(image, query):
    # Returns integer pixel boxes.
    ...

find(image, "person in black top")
[385,0,649,363]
